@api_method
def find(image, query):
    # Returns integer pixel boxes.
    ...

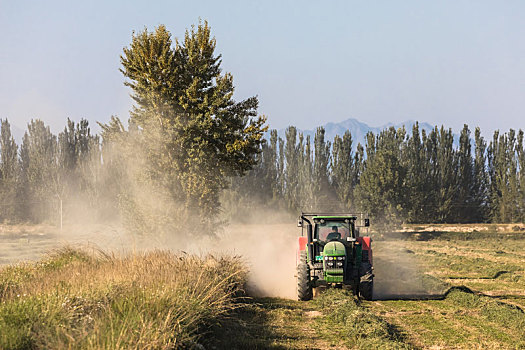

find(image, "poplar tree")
[421,128,440,222]
[487,130,520,222]
[313,127,332,210]
[506,130,520,222]
[268,130,280,202]
[331,131,355,209]
[56,118,99,211]
[242,129,280,205]
[355,127,406,226]
[58,119,77,174]
[455,125,474,222]
[284,126,299,210]
[435,127,457,222]
[517,130,525,221]
[472,128,488,222]
[298,134,315,211]
[404,123,427,223]
[278,137,285,202]
[20,120,58,222]
[72,119,101,212]
[487,131,500,221]
[0,119,19,221]
[354,143,365,191]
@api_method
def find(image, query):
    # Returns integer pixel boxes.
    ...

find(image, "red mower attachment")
[357,236,372,264]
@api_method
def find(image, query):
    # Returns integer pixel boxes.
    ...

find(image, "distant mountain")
[7,117,438,150]
[2,123,26,145]
[272,118,435,147]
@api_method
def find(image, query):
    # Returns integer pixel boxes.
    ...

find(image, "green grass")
[209,297,316,349]
[367,228,525,349]
[382,232,525,294]
[1,225,525,349]
[209,290,410,350]
[312,289,410,349]
[368,290,525,349]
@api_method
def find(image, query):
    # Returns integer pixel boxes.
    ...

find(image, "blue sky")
[1,0,524,137]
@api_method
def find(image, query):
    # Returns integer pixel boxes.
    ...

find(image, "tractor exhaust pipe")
[301,216,314,265]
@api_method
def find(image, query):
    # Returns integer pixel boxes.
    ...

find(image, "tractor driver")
[326,226,341,241]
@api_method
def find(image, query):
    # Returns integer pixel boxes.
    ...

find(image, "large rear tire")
[359,262,373,300]
[297,251,313,301]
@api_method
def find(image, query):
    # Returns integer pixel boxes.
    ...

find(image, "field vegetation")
[0,247,247,349]
[0,225,524,349]
[214,224,525,349]
[365,225,525,349]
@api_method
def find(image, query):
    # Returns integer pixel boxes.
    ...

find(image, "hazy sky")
[1,0,524,137]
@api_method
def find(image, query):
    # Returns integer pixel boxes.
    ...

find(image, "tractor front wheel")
[297,251,313,301]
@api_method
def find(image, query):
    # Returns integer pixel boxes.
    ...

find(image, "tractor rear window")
[316,221,351,241]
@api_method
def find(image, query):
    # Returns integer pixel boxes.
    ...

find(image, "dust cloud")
[1,117,304,300]
[372,239,448,300]
[1,218,302,300]
[216,223,298,299]
[362,213,449,299]
[2,215,452,301]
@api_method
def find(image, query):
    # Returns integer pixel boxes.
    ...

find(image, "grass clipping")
[312,289,409,349]
[0,247,247,349]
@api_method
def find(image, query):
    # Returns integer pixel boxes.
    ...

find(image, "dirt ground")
[0,223,136,266]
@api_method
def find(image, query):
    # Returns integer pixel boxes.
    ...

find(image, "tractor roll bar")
[300,215,315,265]
[300,212,370,227]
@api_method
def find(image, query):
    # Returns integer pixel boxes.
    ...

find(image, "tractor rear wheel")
[297,251,313,301]
[359,262,373,300]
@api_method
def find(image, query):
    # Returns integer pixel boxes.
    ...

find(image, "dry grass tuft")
[0,247,247,349]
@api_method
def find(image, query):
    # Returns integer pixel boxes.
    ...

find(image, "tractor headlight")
[336,262,343,267]
[337,256,345,261]
[327,262,334,267]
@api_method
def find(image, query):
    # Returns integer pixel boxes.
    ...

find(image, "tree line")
[1,118,524,227]
[228,123,525,225]
[0,118,102,223]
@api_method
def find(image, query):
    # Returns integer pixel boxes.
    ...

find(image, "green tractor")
[296,213,374,300]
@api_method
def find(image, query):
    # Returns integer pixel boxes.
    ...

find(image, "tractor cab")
[313,217,356,242]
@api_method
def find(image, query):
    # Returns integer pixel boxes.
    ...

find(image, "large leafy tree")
[113,22,267,232]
